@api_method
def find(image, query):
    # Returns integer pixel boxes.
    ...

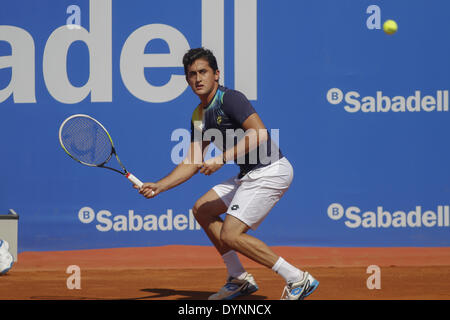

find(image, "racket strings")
[60,117,113,166]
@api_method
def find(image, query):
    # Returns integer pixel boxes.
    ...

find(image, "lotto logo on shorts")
[327,203,450,229]
[78,207,201,232]
[326,88,449,113]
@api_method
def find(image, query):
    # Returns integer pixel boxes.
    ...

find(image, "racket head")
[59,114,115,167]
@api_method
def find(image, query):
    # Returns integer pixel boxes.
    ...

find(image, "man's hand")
[199,156,224,176]
[133,182,164,199]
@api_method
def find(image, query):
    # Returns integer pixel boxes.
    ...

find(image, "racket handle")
[126,173,143,189]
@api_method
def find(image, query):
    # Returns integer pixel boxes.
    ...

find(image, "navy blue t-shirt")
[191,86,283,178]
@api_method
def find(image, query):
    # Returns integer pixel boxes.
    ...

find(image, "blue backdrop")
[1,0,449,252]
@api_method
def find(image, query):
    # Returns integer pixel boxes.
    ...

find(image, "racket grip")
[126,173,143,189]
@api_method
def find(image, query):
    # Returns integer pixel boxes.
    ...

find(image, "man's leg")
[192,188,231,255]
[193,188,248,278]
[221,213,319,300]
[193,179,303,280]
[220,214,279,268]
[193,188,260,300]
[221,212,311,288]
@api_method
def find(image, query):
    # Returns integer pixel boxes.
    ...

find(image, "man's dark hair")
[183,47,219,76]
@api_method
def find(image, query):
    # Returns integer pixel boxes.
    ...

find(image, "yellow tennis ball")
[383,20,398,35]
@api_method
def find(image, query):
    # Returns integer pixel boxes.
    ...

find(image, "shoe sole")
[0,262,13,276]
[224,284,259,300]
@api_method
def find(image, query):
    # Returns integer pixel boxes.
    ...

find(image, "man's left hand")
[200,156,224,176]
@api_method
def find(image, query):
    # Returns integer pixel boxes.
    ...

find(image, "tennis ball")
[383,19,398,35]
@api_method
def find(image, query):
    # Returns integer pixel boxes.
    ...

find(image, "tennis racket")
[59,114,145,189]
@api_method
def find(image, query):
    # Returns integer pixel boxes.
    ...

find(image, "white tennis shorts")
[213,157,294,230]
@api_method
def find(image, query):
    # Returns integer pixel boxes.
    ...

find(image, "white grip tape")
[126,173,143,189]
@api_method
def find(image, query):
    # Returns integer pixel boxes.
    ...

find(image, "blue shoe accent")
[0,261,13,275]
[302,279,319,299]
[281,272,319,300]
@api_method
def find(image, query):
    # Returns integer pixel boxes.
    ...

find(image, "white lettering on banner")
[202,0,225,86]
[234,0,258,100]
[43,0,112,104]
[327,203,450,229]
[78,206,95,224]
[78,207,201,232]
[120,24,190,103]
[326,88,449,113]
[0,26,36,103]
[0,0,258,104]
[202,0,257,99]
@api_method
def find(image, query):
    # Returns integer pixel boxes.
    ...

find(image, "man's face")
[186,58,220,98]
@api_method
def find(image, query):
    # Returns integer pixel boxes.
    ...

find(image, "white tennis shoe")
[280,272,319,300]
[0,251,13,276]
[0,240,9,253]
[208,273,259,300]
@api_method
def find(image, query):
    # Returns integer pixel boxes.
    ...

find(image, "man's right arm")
[139,140,208,198]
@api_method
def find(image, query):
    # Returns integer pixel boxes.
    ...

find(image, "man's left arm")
[199,113,268,175]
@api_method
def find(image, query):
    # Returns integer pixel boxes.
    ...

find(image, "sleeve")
[190,106,203,142]
[222,90,256,126]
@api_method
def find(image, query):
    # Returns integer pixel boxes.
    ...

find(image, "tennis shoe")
[208,273,259,300]
[280,272,319,300]
[0,251,13,276]
[0,240,9,253]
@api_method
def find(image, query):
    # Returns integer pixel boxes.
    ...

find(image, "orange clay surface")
[1,246,449,300]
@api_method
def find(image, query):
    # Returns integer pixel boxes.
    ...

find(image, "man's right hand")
[134,182,162,199]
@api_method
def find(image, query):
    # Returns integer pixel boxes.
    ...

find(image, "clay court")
[1,246,449,300]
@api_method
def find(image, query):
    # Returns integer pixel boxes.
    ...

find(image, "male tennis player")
[137,48,319,300]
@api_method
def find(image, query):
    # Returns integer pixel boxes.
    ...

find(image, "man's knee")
[192,194,227,224]
[220,229,239,249]
[192,200,203,221]
[192,199,212,224]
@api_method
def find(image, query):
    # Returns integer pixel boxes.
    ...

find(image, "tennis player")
[137,48,319,300]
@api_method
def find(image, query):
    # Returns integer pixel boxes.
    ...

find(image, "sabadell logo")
[327,203,450,229]
[326,88,449,113]
[78,207,201,232]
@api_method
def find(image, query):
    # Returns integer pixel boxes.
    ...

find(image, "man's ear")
[215,69,220,82]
